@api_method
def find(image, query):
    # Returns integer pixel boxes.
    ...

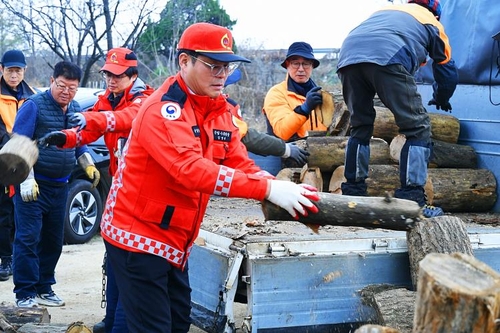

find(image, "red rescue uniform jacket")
[62,78,154,175]
[101,73,272,269]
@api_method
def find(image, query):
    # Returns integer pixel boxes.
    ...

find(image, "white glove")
[20,169,39,202]
[266,180,320,219]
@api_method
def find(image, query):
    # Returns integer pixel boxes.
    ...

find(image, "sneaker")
[36,291,65,307]
[0,257,13,281]
[16,296,38,308]
[422,204,444,218]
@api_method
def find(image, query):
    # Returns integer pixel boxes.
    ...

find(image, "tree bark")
[372,107,461,144]
[413,252,500,333]
[329,165,497,212]
[307,136,392,172]
[262,192,421,231]
[406,216,473,289]
[389,134,478,168]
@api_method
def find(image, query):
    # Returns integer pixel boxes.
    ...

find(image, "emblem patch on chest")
[160,102,181,120]
[213,129,232,142]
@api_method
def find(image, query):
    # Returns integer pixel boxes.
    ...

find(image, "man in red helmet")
[337,0,458,218]
[99,22,320,332]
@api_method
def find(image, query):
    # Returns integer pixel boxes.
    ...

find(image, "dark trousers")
[0,187,14,259]
[104,257,128,333]
[12,182,67,299]
[338,63,431,143]
[104,240,192,333]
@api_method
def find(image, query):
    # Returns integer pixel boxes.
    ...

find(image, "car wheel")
[64,179,103,244]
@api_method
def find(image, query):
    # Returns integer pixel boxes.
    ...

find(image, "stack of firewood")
[300,92,497,213]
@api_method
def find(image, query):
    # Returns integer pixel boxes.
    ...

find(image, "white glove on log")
[266,180,319,219]
[20,169,39,202]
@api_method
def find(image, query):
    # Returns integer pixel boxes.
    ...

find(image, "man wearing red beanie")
[99,22,320,332]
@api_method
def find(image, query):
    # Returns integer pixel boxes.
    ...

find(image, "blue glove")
[38,131,67,147]
[428,94,452,112]
[286,143,309,165]
[296,86,322,116]
[68,113,87,130]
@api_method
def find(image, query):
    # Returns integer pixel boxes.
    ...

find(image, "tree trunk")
[406,216,473,289]
[413,252,500,333]
[372,107,460,144]
[262,192,421,231]
[329,165,497,212]
[389,134,478,168]
[307,136,392,172]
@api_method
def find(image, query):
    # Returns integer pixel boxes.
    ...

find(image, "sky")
[217,0,392,50]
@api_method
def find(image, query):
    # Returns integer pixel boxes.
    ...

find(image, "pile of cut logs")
[280,92,497,213]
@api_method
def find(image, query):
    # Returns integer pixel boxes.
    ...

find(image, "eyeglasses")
[102,72,128,81]
[189,55,239,77]
[54,79,78,93]
[3,68,24,75]
[289,61,313,69]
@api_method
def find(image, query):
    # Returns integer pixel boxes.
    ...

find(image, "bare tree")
[0,0,158,86]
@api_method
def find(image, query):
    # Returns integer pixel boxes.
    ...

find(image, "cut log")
[307,136,392,172]
[372,107,460,144]
[0,306,50,328]
[406,216,473,289]
[354,324,401,333]
[300,166,323,192]
[329,165,496,212]
[0,133,39,186]
[314,90,335,128]
[360,285,414,333]
[15,322,92,333]
[329,165,434,206]
[262,192,422,231]
[389,134,477,168]
[413,252,500,333]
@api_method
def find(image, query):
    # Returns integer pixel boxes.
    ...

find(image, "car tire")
[64,179,103,244]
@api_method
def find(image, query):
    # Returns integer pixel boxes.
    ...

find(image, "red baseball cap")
[177,23,250,63]
[101,47,138,75]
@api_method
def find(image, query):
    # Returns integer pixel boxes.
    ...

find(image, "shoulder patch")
[161,102,182,120]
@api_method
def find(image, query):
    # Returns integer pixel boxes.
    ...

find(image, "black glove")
[38,131,67,147]
[287,143,309,165]
[428,96,452,112]
[296,86,322,116]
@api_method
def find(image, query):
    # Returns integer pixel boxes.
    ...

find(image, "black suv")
[64,88,112,244]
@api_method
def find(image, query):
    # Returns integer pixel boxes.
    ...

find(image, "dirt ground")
[0,235,214,332]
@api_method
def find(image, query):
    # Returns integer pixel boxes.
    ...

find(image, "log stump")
[413,252,500,333]
[307,136,392,172]
[262,192,422,231]
[389,134,478,168]
[372,107,460,144]
[406,216,474,289]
